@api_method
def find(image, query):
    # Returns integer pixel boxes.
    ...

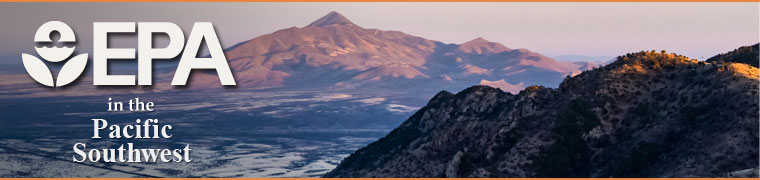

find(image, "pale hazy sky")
[0,2,757,61]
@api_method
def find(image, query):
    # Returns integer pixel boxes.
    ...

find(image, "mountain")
[0,11,590,97]
[458,37,511,55]
[189,11,587,93]
[707,43,759,68]
[324,49,760,178]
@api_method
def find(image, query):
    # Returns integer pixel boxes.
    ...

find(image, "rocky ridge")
[324,48,760,178]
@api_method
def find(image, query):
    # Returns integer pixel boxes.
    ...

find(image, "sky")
[0,2,757,61]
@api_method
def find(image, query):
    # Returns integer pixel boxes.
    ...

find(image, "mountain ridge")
[324,47,760,178]
[706,43,759,68]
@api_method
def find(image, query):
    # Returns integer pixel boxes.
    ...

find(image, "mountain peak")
[307,11,357,27]
[466,37,489,43]
[458,37,511,54]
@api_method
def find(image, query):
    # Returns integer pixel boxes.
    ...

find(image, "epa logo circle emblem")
[22,21,89,87]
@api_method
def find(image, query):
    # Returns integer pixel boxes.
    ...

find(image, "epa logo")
[21,21,236,87]
[22,21,88,87]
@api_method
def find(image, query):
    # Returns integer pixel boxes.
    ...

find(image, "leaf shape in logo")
[57,53,88,87]
[21,53,54,87]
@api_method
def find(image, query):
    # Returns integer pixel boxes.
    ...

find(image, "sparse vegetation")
[326,46,760,178]
[531,99,599,177]
[707,43,759,68]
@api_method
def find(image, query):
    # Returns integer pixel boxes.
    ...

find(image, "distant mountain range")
[188,11,595,93]
[324,45,760,178]
[553,54,614,63]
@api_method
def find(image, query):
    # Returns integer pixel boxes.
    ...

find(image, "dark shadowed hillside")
[707,43,759,68]
[324,49,760,178]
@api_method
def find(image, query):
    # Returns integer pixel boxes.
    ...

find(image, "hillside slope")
[324,50,760,178]
[707,43,759,68]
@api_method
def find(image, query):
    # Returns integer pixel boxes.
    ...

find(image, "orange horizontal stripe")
[4,178,760,180]
[0,0,757,2]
